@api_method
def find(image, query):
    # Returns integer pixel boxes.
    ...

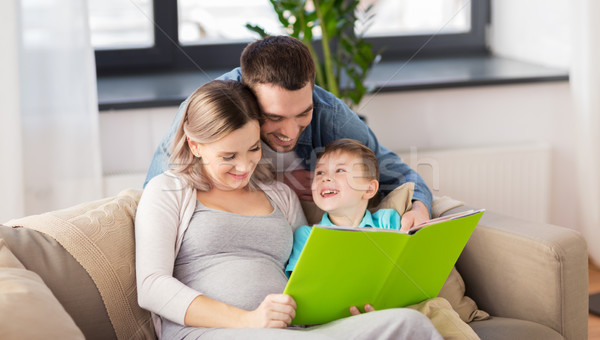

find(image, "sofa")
[0,189,588,339]
[449,205,588,339]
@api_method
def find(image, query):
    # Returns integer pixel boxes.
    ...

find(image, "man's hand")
[242,294,297,328]
[349,304,375,316]
[282,169,313,201]
[400,200,430,232]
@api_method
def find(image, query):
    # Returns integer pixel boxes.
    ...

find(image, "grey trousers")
[167,308,443,339]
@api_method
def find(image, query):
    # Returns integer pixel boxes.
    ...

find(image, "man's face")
[253,83,313,152]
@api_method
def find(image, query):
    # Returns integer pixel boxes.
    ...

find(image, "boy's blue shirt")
[285,209,401,277]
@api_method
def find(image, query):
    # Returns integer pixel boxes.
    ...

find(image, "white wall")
[100,107,176,175]
[99,107,176,196]
[570,0,600,265]
[361,82,576,229]
[489,0,600,264]
[490,0,572,69]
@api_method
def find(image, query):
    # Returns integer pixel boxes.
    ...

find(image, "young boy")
[285,138,405,276]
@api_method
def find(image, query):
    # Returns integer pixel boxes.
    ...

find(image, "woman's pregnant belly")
[174,255,288,311]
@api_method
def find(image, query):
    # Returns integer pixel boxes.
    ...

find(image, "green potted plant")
[246,0,379,109]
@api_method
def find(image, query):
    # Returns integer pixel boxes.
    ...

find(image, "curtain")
[572,0,600,265]
[0,0,25,222]
[1,0,102,221]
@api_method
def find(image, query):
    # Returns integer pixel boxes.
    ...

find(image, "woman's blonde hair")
[170,80,273,190]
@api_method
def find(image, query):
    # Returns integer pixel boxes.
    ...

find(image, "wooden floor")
[590,261,600,339]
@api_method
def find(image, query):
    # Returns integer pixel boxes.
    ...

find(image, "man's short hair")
[317,138,379,181]
[240,36,316,91]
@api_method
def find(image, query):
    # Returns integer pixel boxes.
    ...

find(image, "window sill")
[97,55,569,112]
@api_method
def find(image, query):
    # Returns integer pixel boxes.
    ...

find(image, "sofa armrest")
[447,207,588,340]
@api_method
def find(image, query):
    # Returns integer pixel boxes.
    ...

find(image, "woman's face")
[189,121,262,191]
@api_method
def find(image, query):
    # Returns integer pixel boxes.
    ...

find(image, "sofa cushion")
[371,182,415,216]
[0,225,115,339]
[0,239,85,339]
[5,189,155,340]
[469,317,563,340]
[439,267,490,323]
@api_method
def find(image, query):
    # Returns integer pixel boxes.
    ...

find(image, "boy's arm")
[371,209,402,230]
[285,226,313,276]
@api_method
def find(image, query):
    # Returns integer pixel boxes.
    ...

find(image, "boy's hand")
[400,201,430,232]
[349,304,376,315]
[282,169,314,201]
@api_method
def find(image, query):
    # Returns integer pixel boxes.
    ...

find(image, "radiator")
[397,144,552,223]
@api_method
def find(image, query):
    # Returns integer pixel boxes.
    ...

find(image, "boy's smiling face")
[311,151,378,219]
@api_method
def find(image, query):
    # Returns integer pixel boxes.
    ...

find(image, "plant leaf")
[245,24,270,38]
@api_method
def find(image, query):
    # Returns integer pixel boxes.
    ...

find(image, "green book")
[283,209,485,325]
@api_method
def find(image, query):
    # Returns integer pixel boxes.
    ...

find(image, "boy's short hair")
[240,36,316,91]
[318,139,379,181]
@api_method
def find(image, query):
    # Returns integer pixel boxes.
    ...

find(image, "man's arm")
[144,99,187,186]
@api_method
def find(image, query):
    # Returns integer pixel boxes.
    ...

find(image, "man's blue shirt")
[284,209,401,276]
[144,68,432,210]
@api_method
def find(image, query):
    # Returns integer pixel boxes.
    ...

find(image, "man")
[145,36,432,229]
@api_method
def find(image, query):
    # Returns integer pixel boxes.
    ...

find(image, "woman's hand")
[242,294,297,328]
[349,304,375,316]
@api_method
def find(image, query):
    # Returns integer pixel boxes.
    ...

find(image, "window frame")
[95,0,490,75]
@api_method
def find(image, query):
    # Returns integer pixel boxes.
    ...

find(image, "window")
[92,0,489,74]
[363,0,471,37]
[178,0,286,45]
[89,0,154,49]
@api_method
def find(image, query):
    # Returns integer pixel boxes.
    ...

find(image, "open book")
[283,209,485,325]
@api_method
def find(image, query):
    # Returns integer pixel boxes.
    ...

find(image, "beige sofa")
[448,206,589,339]
[0,190,588,339]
